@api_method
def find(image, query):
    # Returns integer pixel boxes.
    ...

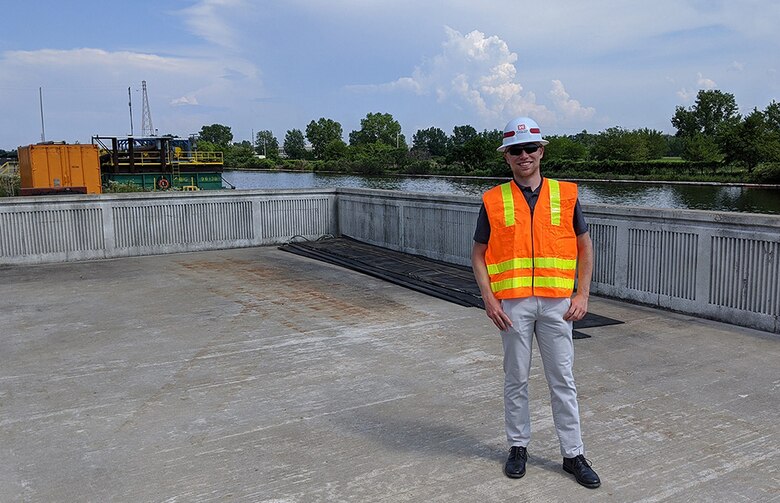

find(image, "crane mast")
[140,80,155,136]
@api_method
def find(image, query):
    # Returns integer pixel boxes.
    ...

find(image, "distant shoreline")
[223,168,780,190]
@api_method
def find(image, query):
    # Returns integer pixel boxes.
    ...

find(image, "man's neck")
[513,174,543,191]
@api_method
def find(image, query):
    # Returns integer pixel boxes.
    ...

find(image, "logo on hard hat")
[517,124,527,132]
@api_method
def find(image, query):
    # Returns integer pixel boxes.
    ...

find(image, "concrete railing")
[1,187,778,333]
[0,189,338,264]
[338,189,780,334]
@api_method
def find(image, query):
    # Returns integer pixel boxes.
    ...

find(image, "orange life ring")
[157,178,170,190]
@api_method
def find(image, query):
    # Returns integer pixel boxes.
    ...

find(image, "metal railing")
[173,151,223,165]
[0,161,19,175]
[112,151,224,167]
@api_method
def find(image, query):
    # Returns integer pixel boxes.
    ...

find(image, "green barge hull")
[102,172,223,191]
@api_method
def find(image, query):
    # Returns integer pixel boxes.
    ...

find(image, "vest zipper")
[529,179,540,296]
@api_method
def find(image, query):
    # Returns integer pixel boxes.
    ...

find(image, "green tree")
[306,118,343,160]
[349,112,405,148]
[571,130,597,150]
[198,124,233,148]
[682,133,722,162]
[671,90,740,137]
[590,127,648,161]
[764,100,780,131]
[449,125,478,150]
[195,140,218,152]
[348,142,395,175]
[543,136,588,161]
[762,101,780,162]
[255,130,279,159]
[283,129,307,160]
[411,127,448,157]
[323,139,349,161]
[225,141,256,167]
[448,129,502,171]
[446,125,479,165]
[665,135,685,157]
[725,107,780,172]
[634,128,667,159]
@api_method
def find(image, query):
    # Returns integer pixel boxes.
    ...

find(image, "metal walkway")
[280,236,623,338]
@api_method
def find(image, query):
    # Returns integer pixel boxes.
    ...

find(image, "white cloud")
[350,27,601,128]
[677,88,696,102]
[178,0,249,50]
[549,80,595,121]
[676,72,718,103]
[697,72,717,89]
[171,96,199,106]
[728,61,744,72]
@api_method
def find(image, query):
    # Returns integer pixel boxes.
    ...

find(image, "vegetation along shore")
[2,89,779,197]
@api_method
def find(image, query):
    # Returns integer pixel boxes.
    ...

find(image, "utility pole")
[128,86,134,136]
[141,80,155,136]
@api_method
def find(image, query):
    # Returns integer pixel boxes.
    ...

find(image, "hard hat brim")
[497,139,549,152]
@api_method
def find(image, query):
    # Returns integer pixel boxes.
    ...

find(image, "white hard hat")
[497,116,549,151]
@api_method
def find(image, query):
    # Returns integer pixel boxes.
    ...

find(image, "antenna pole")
[39,87,46,142]
[128,86,134,136]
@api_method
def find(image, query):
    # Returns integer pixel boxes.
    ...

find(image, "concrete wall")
[0,189,338,265]
[2,187,778,333]
[337,188,780,334]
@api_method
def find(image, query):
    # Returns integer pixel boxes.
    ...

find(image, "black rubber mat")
[279,236,623,339]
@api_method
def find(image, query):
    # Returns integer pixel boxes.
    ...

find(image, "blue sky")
[1,0,778,150]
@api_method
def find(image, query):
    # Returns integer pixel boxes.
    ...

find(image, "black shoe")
[504,446,527,479]
[562,455,601,488]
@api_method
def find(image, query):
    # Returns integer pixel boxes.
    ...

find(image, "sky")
[1,0,778,150]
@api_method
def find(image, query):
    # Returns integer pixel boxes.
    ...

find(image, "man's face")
[504,143,544,180]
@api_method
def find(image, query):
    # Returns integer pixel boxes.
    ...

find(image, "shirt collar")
[513,178,542,194]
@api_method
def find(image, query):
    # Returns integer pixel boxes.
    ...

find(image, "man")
[471,116,601,488]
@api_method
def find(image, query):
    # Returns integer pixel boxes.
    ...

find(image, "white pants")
[501,296,584,458]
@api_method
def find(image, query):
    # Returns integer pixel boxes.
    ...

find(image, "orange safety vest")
[483,178,579,299]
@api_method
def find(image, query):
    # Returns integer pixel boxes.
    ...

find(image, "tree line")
[194,90,780,183]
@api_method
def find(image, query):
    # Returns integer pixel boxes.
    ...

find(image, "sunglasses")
[507,144,540,156]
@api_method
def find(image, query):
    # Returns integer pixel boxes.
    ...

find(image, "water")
[222,171,780,214]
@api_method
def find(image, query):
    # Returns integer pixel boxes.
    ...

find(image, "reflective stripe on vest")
[487,257,577,275]
[490,276,575,294]
[548,178,561,226]
[500,182,515,226]
[499,180,562,227]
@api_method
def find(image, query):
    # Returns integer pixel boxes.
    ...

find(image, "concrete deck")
[1,246,778,502]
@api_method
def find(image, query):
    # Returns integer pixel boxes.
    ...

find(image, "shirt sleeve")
[473,203,491,243]
[573,199,589,236]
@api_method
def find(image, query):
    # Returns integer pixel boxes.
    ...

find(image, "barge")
[92,135,224,190]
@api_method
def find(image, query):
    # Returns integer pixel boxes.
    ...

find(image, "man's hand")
[564,232,593,322]
[564,293,588,321]
[472,241,513,331]
[484,293,513,331]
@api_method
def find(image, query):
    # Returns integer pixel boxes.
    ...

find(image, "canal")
[222,171,780,214]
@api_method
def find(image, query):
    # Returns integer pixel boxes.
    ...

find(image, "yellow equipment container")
[18,143,102,195]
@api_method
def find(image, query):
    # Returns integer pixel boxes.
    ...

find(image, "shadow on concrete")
[334,409,505,463]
